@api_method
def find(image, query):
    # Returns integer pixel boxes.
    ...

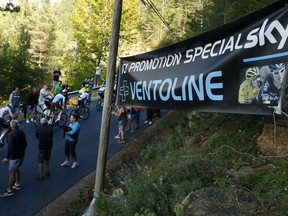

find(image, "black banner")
[117,1,288,115]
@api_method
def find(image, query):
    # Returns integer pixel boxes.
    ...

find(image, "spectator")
[53,80,62,94]
[0,105,14,147]
[126,106,137,134]
[0,120,27,197]
[38,84,52,111]
[134,107,142,129]
[9,87,21,119]
[26,87,38,123]
[52,66,62,88]
[62,81,69,109]
[60,113,80,169]
[88,77,94,89]
[144,108,154,125]
[112,105,127,143]
[35,118,53,180]
[94,64,102,87]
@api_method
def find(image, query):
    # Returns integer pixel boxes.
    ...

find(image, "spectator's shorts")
[26,105,35,114]
[38,149,51,163]
[118,118,127,127]
[9,158,24,171]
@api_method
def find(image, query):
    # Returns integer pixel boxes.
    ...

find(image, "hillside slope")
[95,111,288,216]
[37,111,288,215]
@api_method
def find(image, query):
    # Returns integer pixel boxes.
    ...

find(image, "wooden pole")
[94,0,123,196]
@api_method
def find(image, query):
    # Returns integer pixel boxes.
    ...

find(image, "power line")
[141,0,171,30]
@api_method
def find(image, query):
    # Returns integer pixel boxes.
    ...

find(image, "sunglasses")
[271,69,285,75]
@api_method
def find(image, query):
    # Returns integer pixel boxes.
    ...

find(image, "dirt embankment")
[36,111,288,216]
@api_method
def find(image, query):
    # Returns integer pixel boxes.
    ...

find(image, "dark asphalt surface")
[0,102,152,216]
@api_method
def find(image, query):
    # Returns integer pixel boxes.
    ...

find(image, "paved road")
[0,103,152,216]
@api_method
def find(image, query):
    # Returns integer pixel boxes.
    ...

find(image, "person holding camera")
[60,113,80,169]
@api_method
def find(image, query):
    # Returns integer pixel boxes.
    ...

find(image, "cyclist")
[0,105,15,147]
[44,93,54,124]
[51,89,67,122]
[79,83,89,94]
[257,63,286,105]
[238,67,261,104]
[78,90,90,108]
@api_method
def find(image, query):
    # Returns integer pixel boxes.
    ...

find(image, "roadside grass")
[95,111,288,215]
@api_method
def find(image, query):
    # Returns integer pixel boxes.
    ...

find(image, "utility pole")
[94,0,123,196]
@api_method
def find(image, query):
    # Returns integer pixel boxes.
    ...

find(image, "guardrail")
[67,87,100,105]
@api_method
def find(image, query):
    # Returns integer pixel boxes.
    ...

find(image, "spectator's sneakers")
[149,121,152,125]
[144,120,148,124]
[48,118,53,125]
[120,139,126,144]
[60,161,70,167]
[26,119,30,123]
[0,189,14,197]
[30,118,34,122]
[71,162,79,169]
[114,135,120,140]
[12,184,21,191]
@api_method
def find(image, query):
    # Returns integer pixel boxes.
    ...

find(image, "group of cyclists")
[0,81,92,148]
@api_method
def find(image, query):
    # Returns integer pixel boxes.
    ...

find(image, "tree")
[66,0,141,89]
[27,3,56,69]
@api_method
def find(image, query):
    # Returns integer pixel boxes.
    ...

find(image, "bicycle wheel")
[79,107,90,120]
[57,113,67,127]
[96,99,102,111]
[33,113,43,127]
[85,101,90,109]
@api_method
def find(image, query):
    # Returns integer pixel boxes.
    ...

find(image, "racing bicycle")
[33,108,67,127]
[70,104,90,120]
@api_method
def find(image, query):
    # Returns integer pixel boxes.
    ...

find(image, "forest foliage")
[0,0,276,102]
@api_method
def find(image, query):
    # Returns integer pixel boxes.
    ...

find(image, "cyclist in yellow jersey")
[238,67,261,104]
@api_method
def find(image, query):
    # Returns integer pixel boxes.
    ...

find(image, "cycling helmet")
[85,83,89,88]
[62,89,67,93]
[245,67,259,80]
[269,63,285,75]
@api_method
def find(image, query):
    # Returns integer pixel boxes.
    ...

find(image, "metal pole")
[94,0,122,196]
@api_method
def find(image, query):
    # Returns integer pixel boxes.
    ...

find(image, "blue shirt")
[66,121,80,141]
[79,92,90,100]
[52,93,65,103]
